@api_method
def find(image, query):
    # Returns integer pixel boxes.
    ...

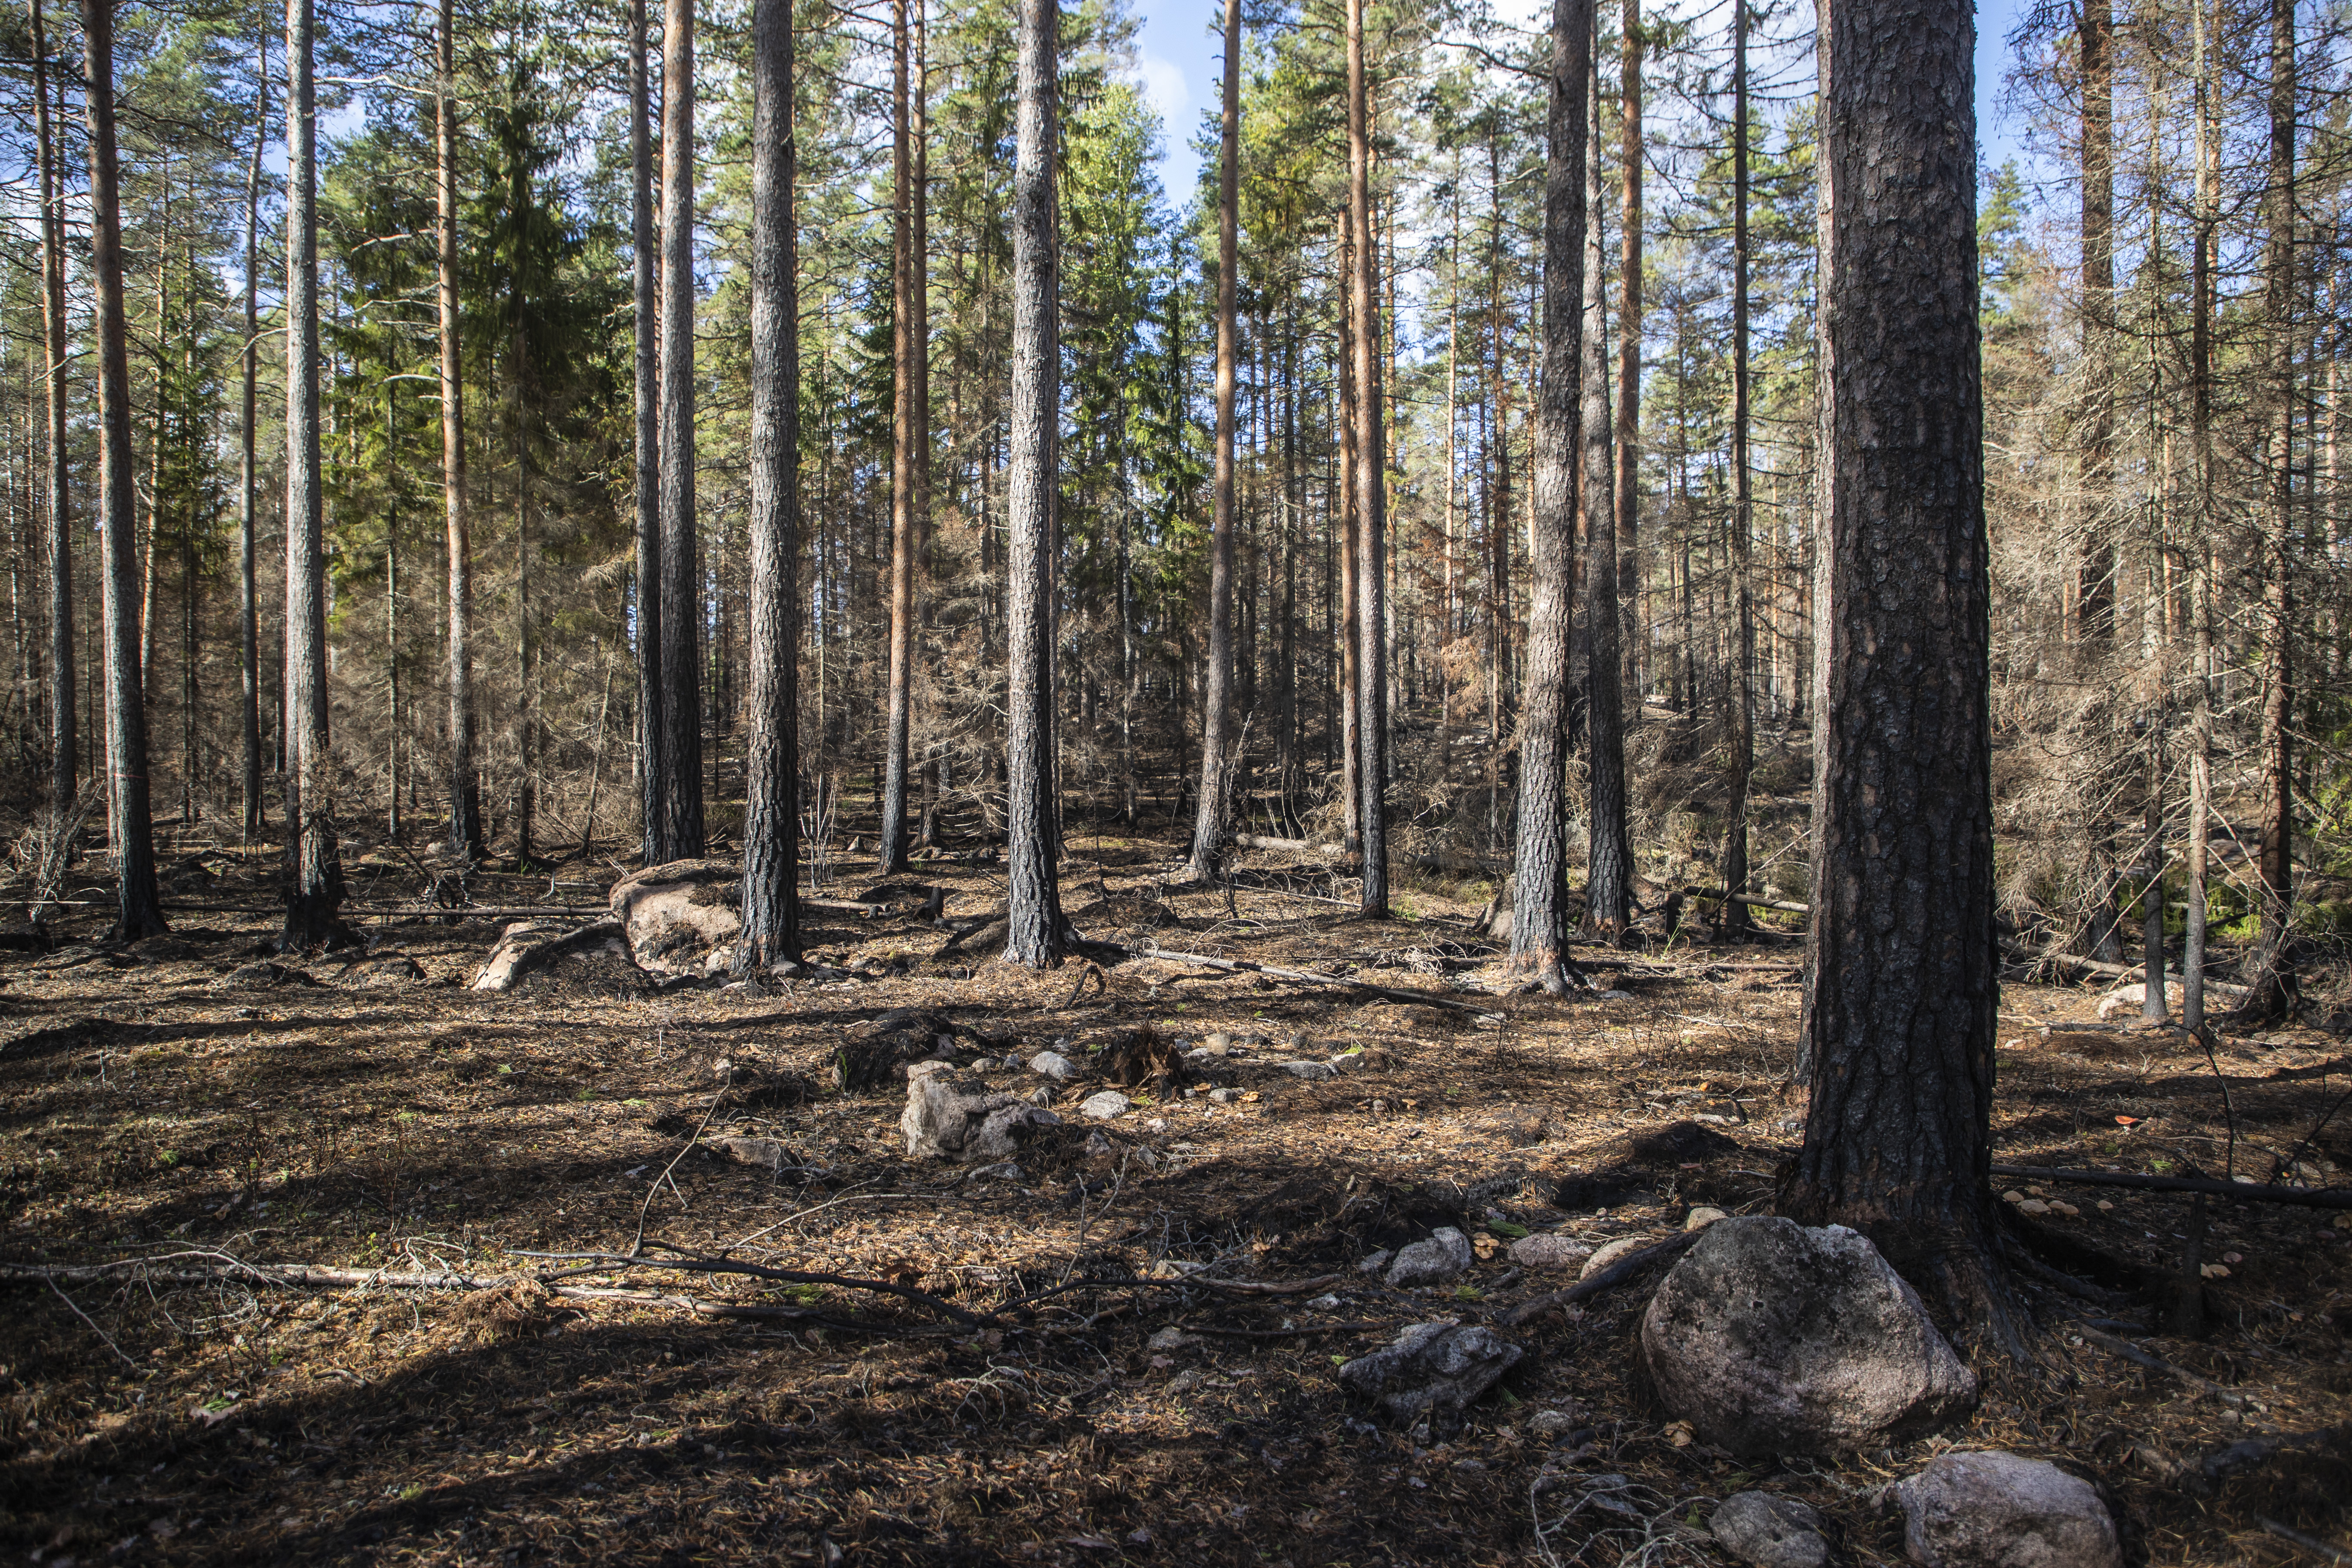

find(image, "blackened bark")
[1186,0,1244,883]
[239,32,265,839]
[879,0,917,873]
[1345,0,1387,919]
[740,0,800,967]
[1507,0,1590,993]
[439,0,480,864]
[631,0,663,866]
[33,0,76,829]
[1614,0,1643,708]
[1002,0,1067,968]
[655,0,704,861]
[1721,0,1755,938]
[2075,0,2114,641]
[280,0,345,951]
[1582,54,1631,941]
[1783,0,2006,1338]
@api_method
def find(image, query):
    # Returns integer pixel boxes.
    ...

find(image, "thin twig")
[2074,1323,2246,1406]
[47,1276,139,1371]
[2260,1517,2352,1565]
[634,1072,728,1256]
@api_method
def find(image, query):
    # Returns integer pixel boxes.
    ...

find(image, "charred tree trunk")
[630,0,662,866]
[1720,0,1756,938]
[1614,0,1644,708]
[1186,0,1244,883]
[33,0,76,831]
[238,30,266,840]
[1002,0,1068,968]
[2075,0,2114,641]
[1345,0,1387,918]
[878,0,918,873]
[1583,45,1631,940]
[280,0,346,950]
[740,0,800,967]
[1782,0,2008,1341]
[654,0,704,860]
[1507,0,1590,993]
[439,0,481,863]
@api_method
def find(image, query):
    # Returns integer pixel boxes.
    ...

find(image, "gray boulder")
[1079,1090,1131,1120]
[1029,1050,1078,1081]
[1386,1227,1474,1289]
[1511,1233,1593,1272]
[471,919,646,997]
[1639,1216,1976,1456]
[1894,1451,2120,1568]
[901,1063,1063,1161]
[1711,1492,1829,1568]
[1338,1320,1523,1423]
[609,859,743,974]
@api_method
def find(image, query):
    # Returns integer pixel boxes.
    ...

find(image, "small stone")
[1080,1090,1131,1120]
[1386,1227,1475,1289]
[1894,1450,2121,1568]
[1029,1050,1077,1081]
[1146,1327,1199,1353]
[1578,1234,1657,1280]
[1203,1032,1233,1056]
[1279,1060,1336,1080]
[1208,1087,1241,1104]
[1357,1249,1394,1275]
[1596,989,1636,1001]
[1145,1117,1168,1133]
[1525,1409,1580,1439]
[1510,1234,1594,1272]
[1684,1206,1729,1232]
[1287,1029,1316,1053]
[1710,1491,1829,1568]
[1308,1294,1342,1311]
[1165,1369,1204,1396]
[1029,1087,1054,1106]
[1329,1051,1369,1074]
[1338,1320,1524,1424]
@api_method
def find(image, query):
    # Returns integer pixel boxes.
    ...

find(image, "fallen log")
[2009,946,2252,999]
[1496,1231,1702,1326]
[1137,944,1511,1020]
[1682,887,1812,917]
[1989,1164,2352,1209]
[2073,1323,2246,1406]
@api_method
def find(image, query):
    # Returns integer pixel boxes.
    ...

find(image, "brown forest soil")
[2,837,2349,1566]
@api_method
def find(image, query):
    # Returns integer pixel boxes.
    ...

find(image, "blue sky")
[1123,0,2041,213]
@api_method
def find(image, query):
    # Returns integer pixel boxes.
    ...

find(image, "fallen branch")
[1138,944,1509,1020]
[1496,1232,1703,1326]
[1186,1319,1390,1339]
[1989,1164,2352,1210]
[2073,1323,2245,1406]
[510,1247,994,1326]
[1682,887,1812,916]
[2260,1516,2352,1565]
[2189,1424,2351,1491]
[2009,944,2251,999]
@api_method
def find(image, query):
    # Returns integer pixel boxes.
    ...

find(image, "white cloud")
[1128,52,1190,128]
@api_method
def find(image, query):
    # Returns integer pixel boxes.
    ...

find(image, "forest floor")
[1,834,2349,1567]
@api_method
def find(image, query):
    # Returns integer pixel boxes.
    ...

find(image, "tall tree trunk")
[2075,0,2114,641]
[879,0,918,872]
[2239,0,2296,1023]
[1508,0,1590,992]
[439,0,480,862]
[1721,0,1756,937]
[1782,0,2005,1338]
[33,0,76,833]
[1336,214,1360,856]
[1002,0,1067,968]
[1486,141,1513,749]
[740,0,800,965]
[82,0,165,939]
[280,0,345,950]
[2184,0,2215,1031]
[1583,43,1631,940]
[239,31,265,840]
[513,334,535,868]
[630,0,663,865]
[1614,0,1644,707]
[654,0,704,861]
[1186,0,1244,882]
[1345,0,1387,918]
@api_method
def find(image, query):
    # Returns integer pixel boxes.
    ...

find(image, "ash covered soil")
[2,840,2348,1566]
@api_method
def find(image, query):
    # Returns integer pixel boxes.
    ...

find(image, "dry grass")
[0,838,2346,1565]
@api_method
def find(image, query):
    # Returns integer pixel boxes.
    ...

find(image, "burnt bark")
[1720,0,1755,938]
[1782,0,2008,1340]
[654,0,704,861]
[1186,0,1244,883]
[631,0,663,866]
[740,0,800,968]
[279,0,346,950]
[1507,0,1590,994]
[2075,0,2115,641]
[1344,0,1387,918]
[238,29,265,840]
[1001,0,1068,968]
[1613,0,1643,710]
[33,0,76,829]
[879,0,918,873]
[1581,48,1630,941]
[438,0,480,863]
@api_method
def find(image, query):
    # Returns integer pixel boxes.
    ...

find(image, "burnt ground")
[2,837,2349,1566]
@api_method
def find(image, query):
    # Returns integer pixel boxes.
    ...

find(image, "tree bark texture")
[1186,0,1244,883]
[1508,0,1590,993]
[630,0,663,867]
[740,0,800,967]
[1345,0,1388,918]
[655,0,705,861]
[281,0,344,950]
[1784,0,2005,1332]
[439,0,481,863]
[879,0,918,873]
[33,0,76,825]
[1583,48,1631,940]
[2075,0,2114,640]
[1720,0,1755,937]
[1614,0,1643,707]
[1002,0,1067,968]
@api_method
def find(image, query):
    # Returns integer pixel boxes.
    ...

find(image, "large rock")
[1894,1451,2120,1568]
[471,920,647,997]
[1711,1492,1829,1568]
[610,860,743,974]
[1639,1217,1976,1456]
[1338,1320,1522,1424]
[1386,1227,1474,1289]
[901,1063,1062,1161]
